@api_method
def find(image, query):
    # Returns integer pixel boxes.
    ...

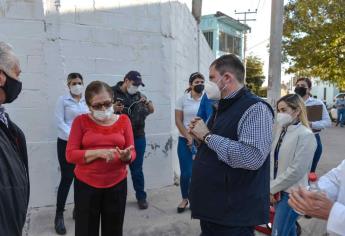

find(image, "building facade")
[200,11,250,59]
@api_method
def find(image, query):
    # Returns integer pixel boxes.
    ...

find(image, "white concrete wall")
[0,0,214,207]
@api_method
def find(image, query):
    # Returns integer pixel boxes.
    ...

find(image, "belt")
[312,129,321,133]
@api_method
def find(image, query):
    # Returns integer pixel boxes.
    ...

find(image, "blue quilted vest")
[190,88,273,227]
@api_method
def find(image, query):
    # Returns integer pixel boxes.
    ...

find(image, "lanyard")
[274,128,287,179]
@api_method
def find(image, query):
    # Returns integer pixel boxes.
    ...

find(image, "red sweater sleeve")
[66,116,87,165]
[123,115,136,163]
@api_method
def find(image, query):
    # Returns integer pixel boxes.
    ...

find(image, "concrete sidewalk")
[23,185,201,236]
[23,127,345,236]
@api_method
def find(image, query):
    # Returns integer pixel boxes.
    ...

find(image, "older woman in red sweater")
[66,81,135,236]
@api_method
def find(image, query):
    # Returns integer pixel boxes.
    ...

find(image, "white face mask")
[276,112,293,127]
[205,80,221,100]
[128,85,139,95]
[70,84,83,95]
[92,106,114,121]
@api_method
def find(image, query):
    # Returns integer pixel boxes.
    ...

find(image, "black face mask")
[1,72,22,103]
[193,84,204,94]
[294,86,307,97]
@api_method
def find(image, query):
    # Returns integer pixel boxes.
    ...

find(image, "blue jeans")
[177,137,193,199]
[129,137,147,201]
[337,108,345,126]
[272,192,299,236]
[311,133,322,172]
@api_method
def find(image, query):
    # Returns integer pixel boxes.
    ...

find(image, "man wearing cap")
[112,71,154,209]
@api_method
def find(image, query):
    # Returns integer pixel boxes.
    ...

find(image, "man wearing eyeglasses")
[112,71,154,210]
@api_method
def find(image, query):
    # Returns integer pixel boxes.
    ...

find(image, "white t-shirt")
[175,93,202,136]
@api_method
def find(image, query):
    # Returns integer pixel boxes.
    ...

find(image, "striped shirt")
[207,88,274,170]
[0,106,8,127]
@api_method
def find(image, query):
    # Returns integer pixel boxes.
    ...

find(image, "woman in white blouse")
[270,94,317,236]
[175,72,205,213]
[54,73,88,235]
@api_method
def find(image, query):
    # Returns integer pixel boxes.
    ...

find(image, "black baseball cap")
[125,71,145,87]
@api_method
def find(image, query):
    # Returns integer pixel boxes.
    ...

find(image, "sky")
[183,0,292,85]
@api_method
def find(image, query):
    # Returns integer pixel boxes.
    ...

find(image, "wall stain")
[150,143,160,150]
[162,136,172,156]
[144,136,173,159]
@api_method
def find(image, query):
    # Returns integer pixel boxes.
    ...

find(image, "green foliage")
[246,55,265,95]
[257,87,268,98]
[283,0,345,89]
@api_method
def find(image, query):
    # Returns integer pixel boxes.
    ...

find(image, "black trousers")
[56,138,75,213]
[200,220,254,236]
[74,178,127,236]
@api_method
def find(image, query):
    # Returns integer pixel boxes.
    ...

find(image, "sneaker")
[54,212,66,235]
[137,199,148,210]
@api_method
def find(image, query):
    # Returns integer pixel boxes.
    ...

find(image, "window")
[203,31,213,50]
[234,37,241,55]
[219,32,226,52]
[218,31,241,56]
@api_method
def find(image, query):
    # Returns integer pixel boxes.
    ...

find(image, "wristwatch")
[203,133,212,145]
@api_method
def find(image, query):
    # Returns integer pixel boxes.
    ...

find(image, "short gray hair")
[0,42,19,75]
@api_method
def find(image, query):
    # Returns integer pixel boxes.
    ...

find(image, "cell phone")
[115,97,124,105]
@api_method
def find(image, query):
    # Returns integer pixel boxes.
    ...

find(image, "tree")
[246,55,265,96]
[283,0,345,89]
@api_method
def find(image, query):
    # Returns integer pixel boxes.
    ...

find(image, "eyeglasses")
[70,82,82,86]
[90,101,113,110]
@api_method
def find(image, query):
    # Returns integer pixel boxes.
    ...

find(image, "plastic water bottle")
[308,172,321,192]
[294,172,320,215]
[302,172,322,218]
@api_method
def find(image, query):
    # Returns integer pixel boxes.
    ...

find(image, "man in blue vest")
[189,54,274,236]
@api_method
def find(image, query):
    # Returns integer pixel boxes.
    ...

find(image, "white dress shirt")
[55,93,89,141]
[318,160,345,236]
[305,97,332,131]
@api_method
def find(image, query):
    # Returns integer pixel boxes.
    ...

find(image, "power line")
[256,0,262,11]
[235,9,258,83]
[234,9,258,23]
[247,37,269,51]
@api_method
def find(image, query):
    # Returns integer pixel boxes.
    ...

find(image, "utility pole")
[235,9,257,83]
[192,0,202,71]
[267,0,284,107]
[192,0,202,24]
